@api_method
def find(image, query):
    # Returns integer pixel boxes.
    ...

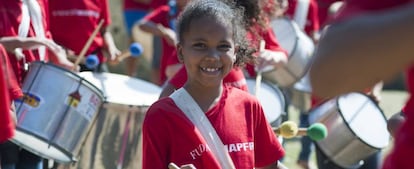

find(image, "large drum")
[308,92,390,168]
[13,62,104,163]
[246,79,286,127]
[58,72,161,169]
[265,17,315,88]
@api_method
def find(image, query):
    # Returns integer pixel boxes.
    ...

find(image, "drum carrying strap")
[169,88,235,169]
[19,0,46,61]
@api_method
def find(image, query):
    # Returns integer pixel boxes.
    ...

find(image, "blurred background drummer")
[122,0,166,79]
[134,0,190,85]
[49,0,121,72]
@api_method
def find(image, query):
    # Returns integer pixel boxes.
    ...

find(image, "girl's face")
[178,16,236,88]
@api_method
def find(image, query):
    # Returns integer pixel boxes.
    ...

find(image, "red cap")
[332,0,412,22]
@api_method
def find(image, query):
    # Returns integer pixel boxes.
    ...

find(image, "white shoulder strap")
[169,88,235,169]
[293,0,310,31]
[21,0,46,60]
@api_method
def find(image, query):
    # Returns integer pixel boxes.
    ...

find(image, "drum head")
[12,131,73,162]
[79,72,161,106]
[270,18,297,55]
[246,79,285,125]
[338,93,390,148]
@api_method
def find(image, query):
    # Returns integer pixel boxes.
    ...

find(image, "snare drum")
[246,79,286,127]
[264,17,315,87]
[13,62,104,163]
[308,92,390,168]
[58,72,161,169]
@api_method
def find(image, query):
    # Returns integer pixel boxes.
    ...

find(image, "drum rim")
[335,92,389,149]
[29,61,105,100]
[246,78,286,109]
[314,143,364,169]
[11,127,76,163]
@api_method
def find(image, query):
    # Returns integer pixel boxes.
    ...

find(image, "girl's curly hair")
[176,0,255,67]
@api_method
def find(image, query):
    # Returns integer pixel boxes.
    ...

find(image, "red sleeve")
[150,0,167,9]
[0,45,16,143]
[169,66,187,89]
[304,0,320,35]
[263,28,288,57]
[101,0,111,26]
[254,99,285,167]
[0,45,22,99]
[143,5,169,27]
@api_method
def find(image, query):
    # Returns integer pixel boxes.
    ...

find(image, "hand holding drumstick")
[72,19,105,71]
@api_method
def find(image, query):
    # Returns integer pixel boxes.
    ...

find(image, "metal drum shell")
[265,17,315,88]
[12,61,104,163]
[308,93,390,168]
[58,72,161,169]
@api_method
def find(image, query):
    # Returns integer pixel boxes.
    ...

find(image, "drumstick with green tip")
[255,40,266,96]
[273,121,328,141]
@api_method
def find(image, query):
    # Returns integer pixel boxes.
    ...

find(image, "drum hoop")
[11,127,75,163]
[335,92,388,149]
[247,78,286,111]
[102,102,147,113]
[314,143,363,169]
[29,61,105,100]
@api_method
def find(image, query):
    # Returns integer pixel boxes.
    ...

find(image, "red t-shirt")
[285,0,320,36]
[143,86,285,169]
[316,0,342,27]
[123,0,167,10]
[245,27,288,78]
[0,0,52,84]
[169,66,248,92]
[49,0,111,64]
[0,44,17,143]
[142,5,180,85]
[330,1,414,169]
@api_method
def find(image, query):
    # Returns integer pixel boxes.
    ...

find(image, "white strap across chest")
[169,88,235,169]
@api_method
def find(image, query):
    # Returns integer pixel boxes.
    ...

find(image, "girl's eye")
[218,44,232,51]
[193,43,206,49]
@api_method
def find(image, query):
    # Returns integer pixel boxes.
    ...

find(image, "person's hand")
[45,41,76,71]
[168,163,196,169]
[104,45,122,65]
[387,112,405,137]
[256,49,287,72]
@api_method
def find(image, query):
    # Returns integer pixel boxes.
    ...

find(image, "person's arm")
[310,3,414,98]
[0,36,75,70]
[137,20,177,46]
[102,27,121,62]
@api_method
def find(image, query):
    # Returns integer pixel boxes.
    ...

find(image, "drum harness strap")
[170,88,236,169]
[17,0,46,71]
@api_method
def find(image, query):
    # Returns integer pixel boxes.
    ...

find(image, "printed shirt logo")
[189,142,254,160]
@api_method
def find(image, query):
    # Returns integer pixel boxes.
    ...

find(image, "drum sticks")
[273,121,328,141]
[255,40,266,96]
[73,19,105,71]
